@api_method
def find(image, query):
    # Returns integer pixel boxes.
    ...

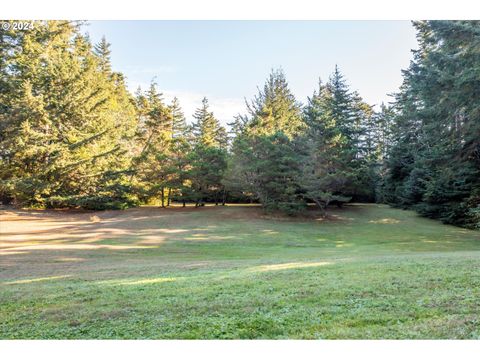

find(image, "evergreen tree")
[327,65,357,144]
[228,70,305,213]
[94,36,112,74]
[300,79,353,212]
[167,97,192,206]
[375,103,395,161]
[230,132,305,214]
[188,97,228,205]
[0,21,137,209]
[385,20,480,228]
[191,97,226,148]
[244,69,303,138]
[132,82,174,206]
[169,97,189,140]
[372,103,395,202]
[188,145,228,206]
[299,67,375,213]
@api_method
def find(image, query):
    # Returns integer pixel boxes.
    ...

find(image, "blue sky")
[84,21,418,125]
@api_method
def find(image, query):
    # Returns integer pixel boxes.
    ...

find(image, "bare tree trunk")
[312,199,327,217]
[222,189,227,206]
[323,200,330,216]
[161,187,165,208]
[167,188,171,207]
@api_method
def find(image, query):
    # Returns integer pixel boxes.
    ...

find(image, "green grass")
[1,204,480,339]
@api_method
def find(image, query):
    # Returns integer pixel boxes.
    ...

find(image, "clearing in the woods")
[1,204,479,339]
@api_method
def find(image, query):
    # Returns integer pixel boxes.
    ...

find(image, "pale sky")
[84,21,419,125]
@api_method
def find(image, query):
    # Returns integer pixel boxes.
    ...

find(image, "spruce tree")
[167,97,192,206]
[228,69,305,213]
[300,79,352,212]
[169,97,189,139]
[132,82,175,206]
[94,36,112,74]
[385,20,480,228]
[189,97,228,205]
[0,21,137,209]
[244,69,303,138]
[191,97,226,148]
[299,67,375,212]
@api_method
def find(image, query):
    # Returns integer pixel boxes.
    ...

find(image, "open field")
[1,204,480,339]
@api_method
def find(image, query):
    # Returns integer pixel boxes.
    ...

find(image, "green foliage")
[169,96,190,140]
[191,97,227,149]
[299,68,383,212]
[243,69,304,138]
[182,99,229,206]
[301,78,354,210]
[385,20,480,228]
[227,70,307,214]
[230,132,305,214]
[0,21,137,208]
[1,20,478,227]
[188,144,227,205]
[132,82,175,206]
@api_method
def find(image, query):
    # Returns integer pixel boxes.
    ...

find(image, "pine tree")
[385,20,480,228]
[191,97,227,148]
[167,97,192,206]
[0,21,137,209]
[375,103,395,161]
[188,145,227,206]
[229,132,305,214]
[327,65,357,143]
[188,98,228,205]
[169,97,189,140]
[94,36,112,74]
[132,81,175,207]
[228,70,305,213]
[244,69,303,138]
[372,103,395,202]
[300,79,352,212]
[299,67,375,213]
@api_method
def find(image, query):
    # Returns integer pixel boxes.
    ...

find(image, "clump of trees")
[0,21,229,210]
[1,20,479,228]
[227,67,382,214]
[0,21,138,210]
[382,21,480,229]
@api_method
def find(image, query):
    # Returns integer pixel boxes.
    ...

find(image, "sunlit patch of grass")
[369,218,401,224]
[102,277,183,286]
[248,261,333,272]
[3,275,71,285]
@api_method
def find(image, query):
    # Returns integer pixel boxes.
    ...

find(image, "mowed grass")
[1,204,479,339]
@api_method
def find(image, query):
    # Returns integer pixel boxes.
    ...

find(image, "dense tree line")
[383,21,480,228]
[1,21,478,228]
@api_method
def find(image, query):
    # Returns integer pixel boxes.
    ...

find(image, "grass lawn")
[1,203,479,339]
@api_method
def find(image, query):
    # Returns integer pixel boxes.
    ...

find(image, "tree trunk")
[312,199,327,217]
[222,189,227,206]
[161,187,165,208]
[167,188,171,207]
